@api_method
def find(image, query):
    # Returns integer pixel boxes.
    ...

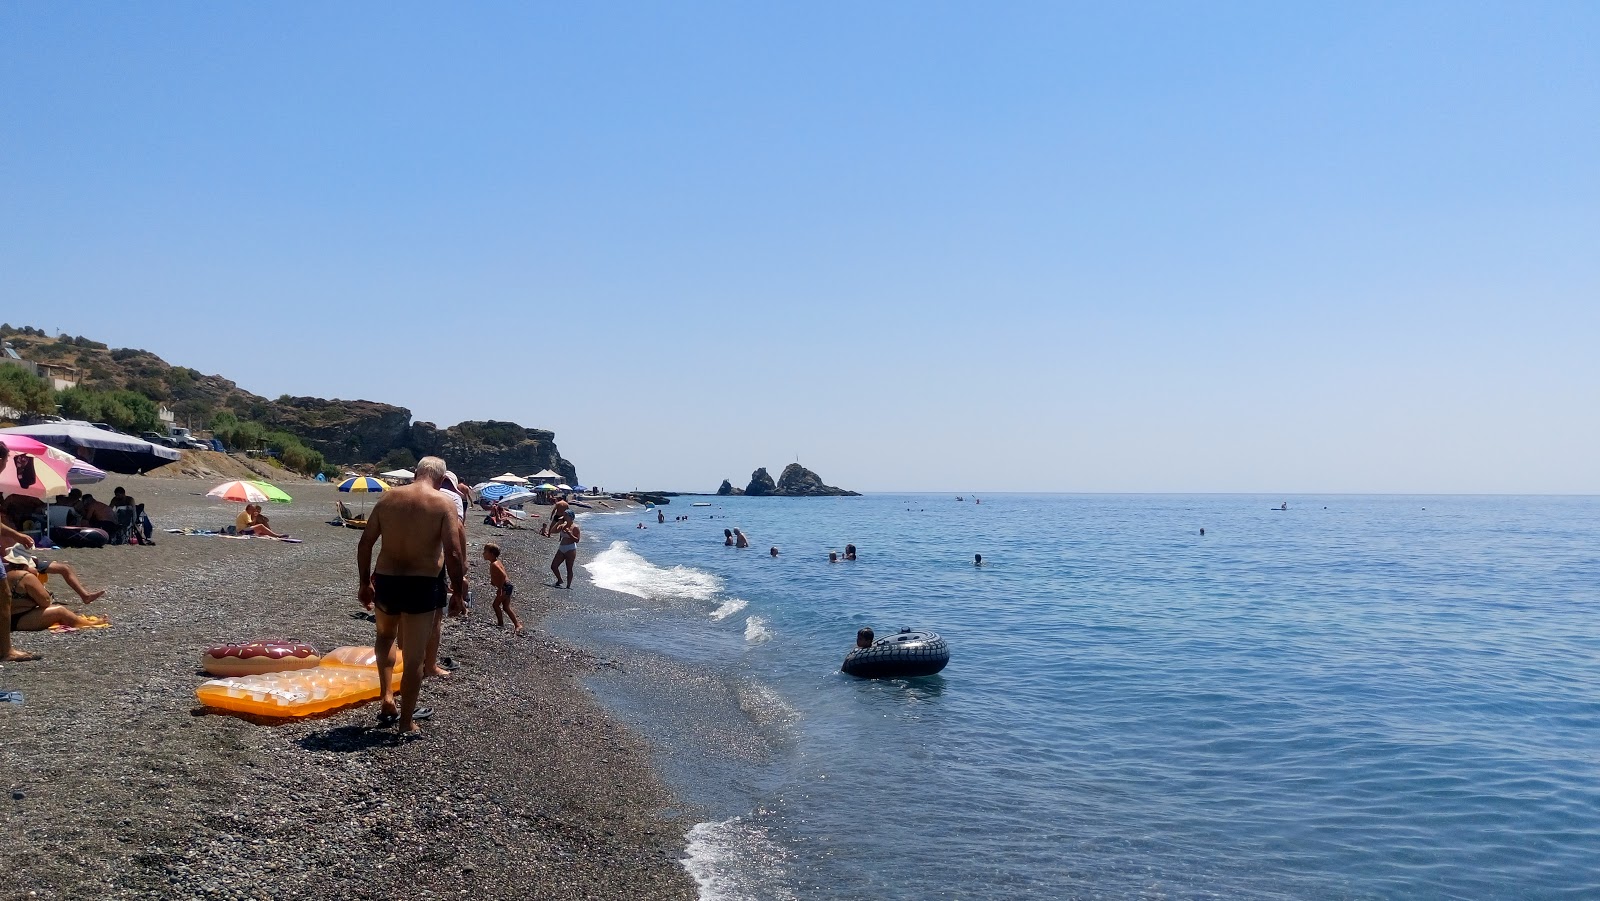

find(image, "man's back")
[370,484,456,577]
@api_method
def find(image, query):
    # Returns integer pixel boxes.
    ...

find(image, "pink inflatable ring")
[202,641,321,677]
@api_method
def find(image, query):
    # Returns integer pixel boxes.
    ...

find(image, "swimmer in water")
[856,627,874,649]
[974,553,983,566]
[829,552,838,563]
[770,546,779,557]
[844,544,856,561]
[724,529,734,546]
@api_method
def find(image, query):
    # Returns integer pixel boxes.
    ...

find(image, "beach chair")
[335,501,366,530]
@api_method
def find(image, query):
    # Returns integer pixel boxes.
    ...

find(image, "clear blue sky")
[3,3,1596,493]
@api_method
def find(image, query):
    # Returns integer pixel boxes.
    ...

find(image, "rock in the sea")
[716,480,744,496]
[741,465,857,497]
[744,468,778,497]
[775,463,860,496]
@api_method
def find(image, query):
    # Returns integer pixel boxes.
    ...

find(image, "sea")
[556,494,1600,900]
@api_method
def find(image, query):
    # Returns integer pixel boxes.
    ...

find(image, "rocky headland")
[719,464,859,497]
[0,329,577,485]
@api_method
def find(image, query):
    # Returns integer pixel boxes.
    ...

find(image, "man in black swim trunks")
[357,455,466,735]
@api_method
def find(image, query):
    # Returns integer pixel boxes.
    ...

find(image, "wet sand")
[0,478,696,901]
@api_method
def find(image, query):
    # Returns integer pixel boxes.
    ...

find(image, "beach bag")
[50,526,109,548]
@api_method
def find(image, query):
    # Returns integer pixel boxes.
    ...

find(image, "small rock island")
[717,464,859,497]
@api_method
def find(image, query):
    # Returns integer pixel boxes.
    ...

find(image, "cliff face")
[263,396,413,464]
[740,464,857,497]
[716,479,745,496]
[409,420,577,486]
[0,330,577,482]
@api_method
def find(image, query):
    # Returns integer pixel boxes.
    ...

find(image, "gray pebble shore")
[0,478,697,901]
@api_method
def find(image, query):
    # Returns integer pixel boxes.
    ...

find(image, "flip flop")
[377,710,399,725]
[412,706,434,721]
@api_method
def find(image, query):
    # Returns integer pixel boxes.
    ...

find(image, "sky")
[2,2,1596,493]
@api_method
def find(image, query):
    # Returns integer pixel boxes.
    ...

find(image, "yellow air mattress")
[196,645,401,717]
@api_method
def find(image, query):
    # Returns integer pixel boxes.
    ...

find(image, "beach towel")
[49,620,110,633]
[165,529,303,544]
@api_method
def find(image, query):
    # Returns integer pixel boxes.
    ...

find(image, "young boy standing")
[483,542,521,632]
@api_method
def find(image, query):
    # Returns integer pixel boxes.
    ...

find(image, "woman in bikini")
[549,513,581,588]
[5,548,106,633]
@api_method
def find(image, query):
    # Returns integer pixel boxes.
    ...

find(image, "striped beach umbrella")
[0,438,73,499]
[208,480,293,504]
[337,476,390,494]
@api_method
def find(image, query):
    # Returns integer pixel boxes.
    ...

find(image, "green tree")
[103,390,160,432]
[380,448,418,470]
[57,385,104,421]
[0,366,56,416]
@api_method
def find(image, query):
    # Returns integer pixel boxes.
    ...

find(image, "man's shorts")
[373,572,447,616]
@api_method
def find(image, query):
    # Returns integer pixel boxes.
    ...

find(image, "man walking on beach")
[357,456,466,735]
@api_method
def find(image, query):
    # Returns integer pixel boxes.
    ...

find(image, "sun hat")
[4,545,34,568]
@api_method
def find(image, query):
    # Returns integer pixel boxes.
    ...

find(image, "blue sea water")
[561,494,1600,900]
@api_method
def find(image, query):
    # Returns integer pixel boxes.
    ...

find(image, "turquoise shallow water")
[565,494,1600,899]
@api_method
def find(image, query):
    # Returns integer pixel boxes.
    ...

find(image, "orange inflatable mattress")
[196,645,401,717]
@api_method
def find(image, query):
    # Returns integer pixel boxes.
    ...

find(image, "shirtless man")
[357,456,466,735]
[540,498,570,537]
[549,513,581,588]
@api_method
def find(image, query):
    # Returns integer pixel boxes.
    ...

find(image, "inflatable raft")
[841,628,949,679]
[196,645,401,717]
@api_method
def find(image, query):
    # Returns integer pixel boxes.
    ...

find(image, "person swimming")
[856,627,874,649]
[844,544,856,561]
[974,553,983,566]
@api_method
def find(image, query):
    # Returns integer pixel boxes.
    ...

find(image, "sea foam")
[744,616,773,643]
[583,540,722,602]
[682,816,795,901]
[711,598,748,621]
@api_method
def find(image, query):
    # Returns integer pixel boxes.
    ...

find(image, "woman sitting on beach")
[5,548,107,632]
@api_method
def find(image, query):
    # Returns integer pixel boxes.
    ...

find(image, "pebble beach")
[0,477,696,901]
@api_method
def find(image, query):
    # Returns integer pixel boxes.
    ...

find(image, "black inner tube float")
[841,628,949,679]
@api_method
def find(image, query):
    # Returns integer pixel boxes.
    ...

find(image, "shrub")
[0,366,55,416]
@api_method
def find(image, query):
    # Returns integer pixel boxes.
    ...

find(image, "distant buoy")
[842,628,949,679]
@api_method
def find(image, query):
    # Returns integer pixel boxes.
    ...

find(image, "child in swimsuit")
[484,542,520,632]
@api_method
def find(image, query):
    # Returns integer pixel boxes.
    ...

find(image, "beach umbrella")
[476,483,525,503]
[0,435,105,486]
[535,483,559,491]
[494,490,537,508]
[490,472,529,485]
[208,480,293,504]
[556,484,573,491]
[379,468,414,482]
[0,440,73,499]
[337,475,388,514]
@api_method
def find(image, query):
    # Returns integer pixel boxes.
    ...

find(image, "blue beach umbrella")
[337,475,389,514]
[477,483,523,503]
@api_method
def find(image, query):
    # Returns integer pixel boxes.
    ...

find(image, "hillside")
[0,327,577,484]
